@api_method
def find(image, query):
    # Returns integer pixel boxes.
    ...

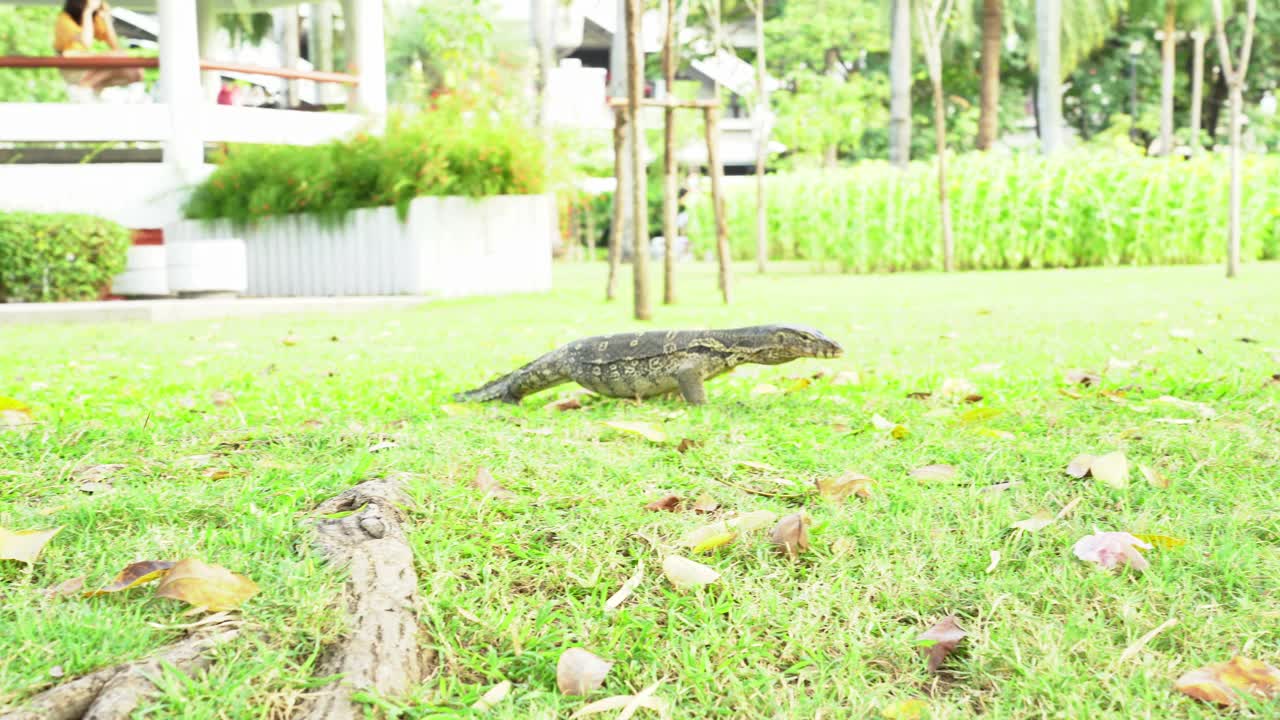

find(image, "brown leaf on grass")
[557,647,613,696]
[1270,373,1280,385]
[1060,387,1084,400]
[301,418,326,429]
[546,396,583,411]
[918,615,967,673]
[473,468,515,499]
[906,391,933,400]
[85,560,176,597]
[1174,657,1280,707]
[210,391,235,407]
[1089,451,1130,489]
[644,495,683,512]
[661,555,720,590]
[1065,369,1102,387]
[831,370,860,386]
[202,468,233,481]
[1066,454,1095,479]
[472,680,512,711]
[770,513,810,560]
[73,464,124,483]
[602,421,667,443]
[1011,510,1055,533]
[154,558,259,611]
[1139,465,1170,489]
[691,493,719,514]
[816,471,874,502]
[675,438,699,453]
[603,561,644,612]
[0,526,62,564]
[963,394,984,403]
[44,576,86,598]
[910,464,957,482]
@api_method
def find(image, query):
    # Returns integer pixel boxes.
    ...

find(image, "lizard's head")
[749,324,844,364]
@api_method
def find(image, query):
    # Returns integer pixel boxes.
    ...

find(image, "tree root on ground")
[298,479,427,720]
[0,618,241,720]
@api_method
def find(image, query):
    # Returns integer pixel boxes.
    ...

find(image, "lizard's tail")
[453,370,521,403]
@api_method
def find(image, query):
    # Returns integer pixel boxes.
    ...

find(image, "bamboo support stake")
[703,105,732,304]
[661,0,678,305]
[605,107,624,300]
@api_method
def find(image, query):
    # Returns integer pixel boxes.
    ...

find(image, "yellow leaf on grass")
[602,421,667,443]
[691,531,737,554]
[959,407,1005,424]
[1175,657,1280,707]
[441,403,476,417]
[882,698,930,719]
[750,383,781,396]
[1012,510,1055,533]
[85,560,176,596]
[1139,464,1170,489]
[0,396,34,427]
[1133,533,1187,550]
[727,510,778,532]
[680,522,734,549]
[975,427,1016,440]
[0,527,62,564]
[154,558,259,611]
[1089,451,1130,489]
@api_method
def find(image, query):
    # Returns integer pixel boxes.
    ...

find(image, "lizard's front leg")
[676,368,707,405]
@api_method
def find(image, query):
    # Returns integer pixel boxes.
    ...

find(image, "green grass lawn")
[2,262,1278,719]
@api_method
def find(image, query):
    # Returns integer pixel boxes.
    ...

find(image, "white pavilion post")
[196,0,219,102]
[346,0,387,117]
[282,6,301,107]
[158,0,204,179]
[312,2,336,104]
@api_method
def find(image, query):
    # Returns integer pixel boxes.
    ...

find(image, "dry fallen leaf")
[1012,510,1055,533]
[1139,464,1170,489]
[85,560,177,597]
[546,396,584,411]
[1175,657,1280,707]
[770,513,810,560]
[472,680,512,711]
[569,682,670,719]
[871,414,908,439]
[202,468,233,481]
[816,471,874,502]
[644,495,682,512]
[1169,327,1195,340]
[1066,454,1095,479]
[0,396,34,427]
[210,391,235,407]
[918,615,967,673]
[959,407,1005,424]
[985,551,1001,573]
[727,510,777,532]
[154,558,259,611]
[785,377,812,393]
[910,464,957,482]
[603,421,667,443]
[973,362,1003,374]
[73,464,124,483]
[0,526,62,565]
[1133,533,1187,550]
[750,383,781,396]
[675,438,699,453]
[939,378,978,400]
[661,555,720,590]
[281,333,300,347]
[691,493,719,514]
[44,576,86,598]
[831,370,860,386]
[881,699,930,720]
[1089,451,1130,489]
[557,647,613,696]
[1072,532,1152,572]
[737,460,778,474]
[473,467,515,499]
[1065,369,1101,386]
[603,561,644,612]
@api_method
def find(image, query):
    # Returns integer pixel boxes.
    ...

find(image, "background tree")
[625,0,652,318]
[889,0,912,166]
[976,0,1002,149]
[1211,0,1255,278]
[747,0,770,273]
[917,0,957,270]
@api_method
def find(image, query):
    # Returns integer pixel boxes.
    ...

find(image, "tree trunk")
[977,0,1002,150]
[704,106,733,304]
[1206,65,1226,140]
[606,107,624,300]
[1226,84,1242,277]
[753,0,768,273]
[823,143,838,167]
[1189,30,1206,153]
[932,78,954,271]
[662,0,678,304]
[889,0,912,167]
[624,0,651,320]
[1159,2,1177,155]
[1036,0,1063,155]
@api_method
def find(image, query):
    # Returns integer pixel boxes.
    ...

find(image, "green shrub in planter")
[184,105,547,225]
[0,212,131,302]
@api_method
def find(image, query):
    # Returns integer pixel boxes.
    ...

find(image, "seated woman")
[53,0,143,98]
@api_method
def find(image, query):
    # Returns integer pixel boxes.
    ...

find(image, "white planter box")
[166,239,248,296]
[165,194,554,298]
[111,245,169,297]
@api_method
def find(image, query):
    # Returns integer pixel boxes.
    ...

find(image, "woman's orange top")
[53,9,111,54]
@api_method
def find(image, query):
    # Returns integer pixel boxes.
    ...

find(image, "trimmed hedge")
[689,152,1280,271]
[183,108,546,225]
[0,212,131,302]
